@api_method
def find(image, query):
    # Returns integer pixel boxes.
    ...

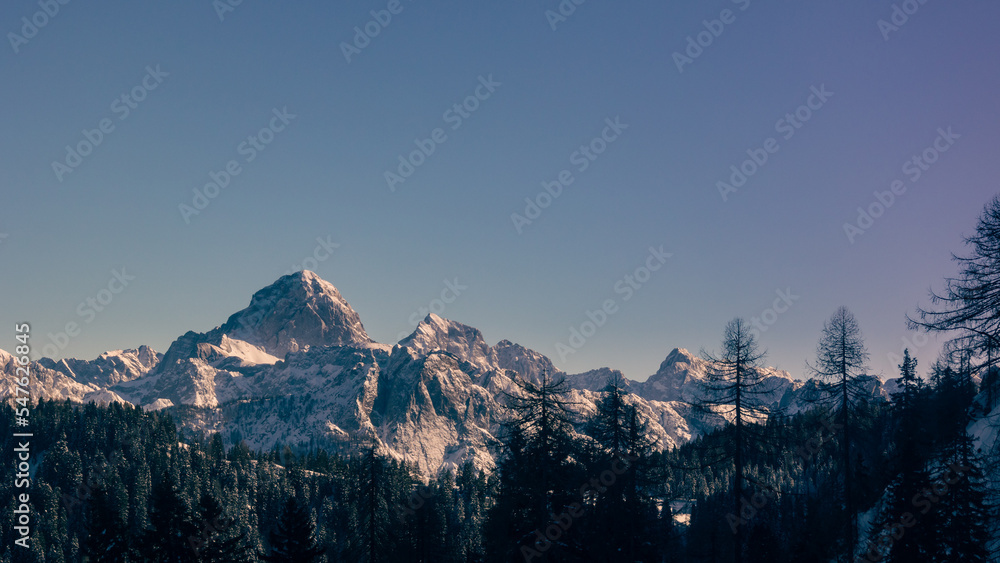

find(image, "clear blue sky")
[2,1,999,382]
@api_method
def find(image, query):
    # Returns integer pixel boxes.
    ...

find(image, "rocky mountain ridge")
[0,270,893,476]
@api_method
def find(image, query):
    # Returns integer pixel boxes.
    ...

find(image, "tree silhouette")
[910,195,1000,367]
[142,474,200,563]
[263,497,324,563]
[699,317,769,563]
[808,306,869,561]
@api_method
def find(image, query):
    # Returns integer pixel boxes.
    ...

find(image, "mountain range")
[0,270,894,476]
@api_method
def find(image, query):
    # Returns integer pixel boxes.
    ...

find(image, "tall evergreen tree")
[488,371,582,562]
[929,360,991,562]
[82,485,132,563]
[263,497,324,563]
[870,350,936,563]
[584,373,660,561]
[142,475,200,563]
[192,493,255,563]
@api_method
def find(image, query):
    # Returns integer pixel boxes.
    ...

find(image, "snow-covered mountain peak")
[493,339,560,383]
[219,270,372,357]
[398,314,497,371]
[37,346,162,387]
[657,347,703,372]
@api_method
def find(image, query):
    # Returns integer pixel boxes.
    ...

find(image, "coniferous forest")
[5,207,1000,562]
[5,1,1000,561]
[1,354,997,562]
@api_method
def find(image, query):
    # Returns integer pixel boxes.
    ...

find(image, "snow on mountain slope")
[373,347,504,474]
[493,339,559,383]
[0,349,100,402]
[637,347,796,409]
[38,345,161,387]
[398,314,497,372]
[153,271,372,382]
[1,270,889,477]
[215,335,281,365]
[565,367,633,392]
[220,270,372,356]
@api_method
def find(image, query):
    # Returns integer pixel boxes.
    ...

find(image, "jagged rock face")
[564,367,631,392]
[38,345,161,387]
[398,314,497,372]
[493,339,559,383]
[373,348,503,474]
[639,348,715,403]
[0,349,117,405]
[0,270,891,477]
[640,347,797,409]
[221,270,372,357]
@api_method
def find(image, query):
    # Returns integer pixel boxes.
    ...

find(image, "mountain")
[38,345,161,387]
[0,270,889,476]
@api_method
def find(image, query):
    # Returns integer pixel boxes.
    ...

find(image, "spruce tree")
[585,374,659,561]
[870,350,935,563]
[192,493,255,563]
[263,497,324,563]
[488,371,582,562]
[82,486,132,563]
[142,474,200,563]
[929,360,991,562]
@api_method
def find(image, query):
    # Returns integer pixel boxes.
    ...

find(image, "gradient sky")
[2,1,999,382]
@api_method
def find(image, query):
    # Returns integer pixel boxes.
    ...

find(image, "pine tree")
[808,306,870,561]
[192,493,256,563]
[263,497,324,563]
[142,475,200,563]
[456,461,487,562]
[488,371,582,562]
[929,360,991,562]
[82,486,132,563]
[584,374,659,561]
[869,349,935,563]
